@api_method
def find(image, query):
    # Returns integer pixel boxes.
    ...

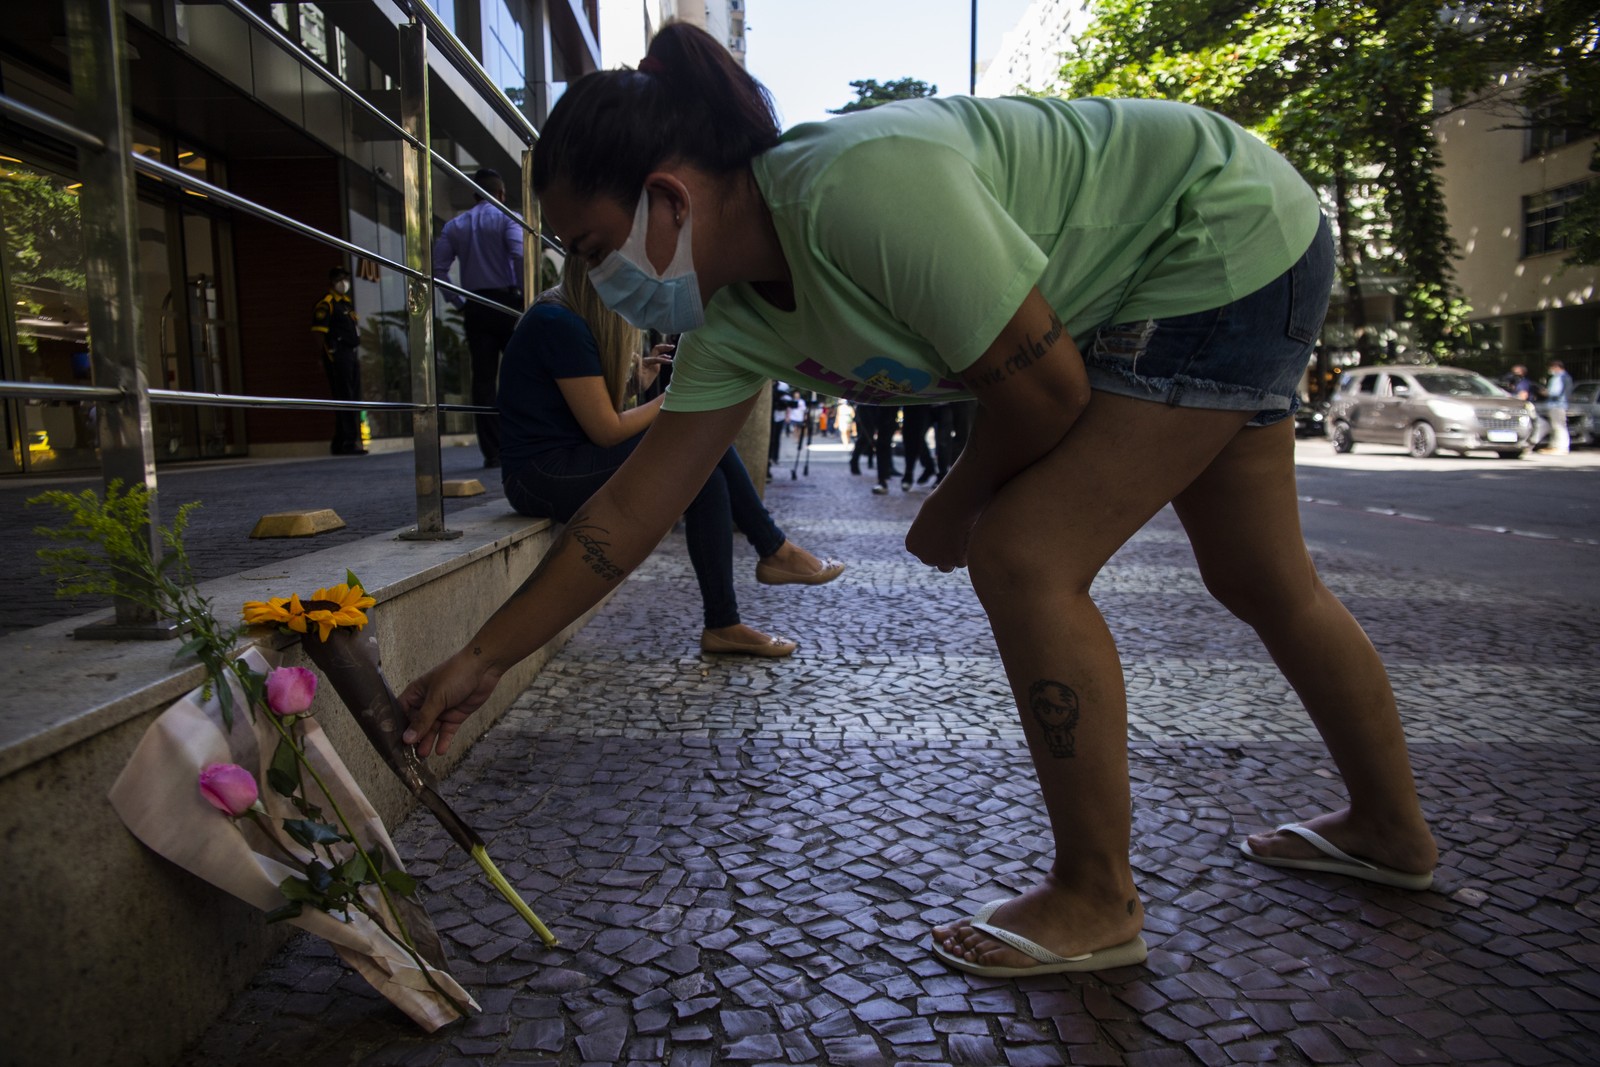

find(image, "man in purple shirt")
[433,168,526,468]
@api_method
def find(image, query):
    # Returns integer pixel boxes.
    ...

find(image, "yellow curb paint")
[442,479,485,497]
[249,509,347,539]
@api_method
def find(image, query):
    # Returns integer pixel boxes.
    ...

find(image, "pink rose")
[199,763,259,816]
[265,666,317,716]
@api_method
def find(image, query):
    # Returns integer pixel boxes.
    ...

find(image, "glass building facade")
[0,0,598,476]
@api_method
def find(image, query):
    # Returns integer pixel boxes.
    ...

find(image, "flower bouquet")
[244,577,556,945]
[107,649,476,1029]
[29,483,501,1030]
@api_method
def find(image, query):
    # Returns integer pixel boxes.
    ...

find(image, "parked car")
[1327,366,1537,458]
[1534,379,1600,448]
[1294,399,1330,438]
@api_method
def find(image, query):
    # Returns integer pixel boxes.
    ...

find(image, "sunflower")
[304,582,377,641]
[241,593,309,633]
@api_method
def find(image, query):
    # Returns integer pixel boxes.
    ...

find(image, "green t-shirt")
[665,95,1322,412]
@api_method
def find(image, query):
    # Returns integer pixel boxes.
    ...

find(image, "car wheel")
[1331,422,1355,453]
[1408,421,1438,458]
[1496,449,1525,460]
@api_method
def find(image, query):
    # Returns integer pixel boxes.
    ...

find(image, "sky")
[599,0,1038,131]
[744,0,1036,129]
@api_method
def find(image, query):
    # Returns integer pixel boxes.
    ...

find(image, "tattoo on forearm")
[970,312,1066,390]
[569,517,626,582]
[1029,679,1080,758]
[509,511,626,603]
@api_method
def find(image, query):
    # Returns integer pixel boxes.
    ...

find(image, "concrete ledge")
[0,504,597,1067]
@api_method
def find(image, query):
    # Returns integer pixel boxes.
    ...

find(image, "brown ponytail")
[531,21,780,205]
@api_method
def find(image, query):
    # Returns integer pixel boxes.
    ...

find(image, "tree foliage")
[0,167,87,353]
[829,77,938,114]
[1051,0,1598,359]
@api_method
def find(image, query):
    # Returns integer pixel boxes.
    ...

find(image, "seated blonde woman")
[496,257,844,656]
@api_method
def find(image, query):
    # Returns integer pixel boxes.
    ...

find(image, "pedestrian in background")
[497,255,843,657]
[434,168,526,469]
[1505,363,1536,403]
[1541,359,1574,454]
[899,405,937,490]
[403,22,1436,979]
[310,265,366,456]
[768,380,792,470]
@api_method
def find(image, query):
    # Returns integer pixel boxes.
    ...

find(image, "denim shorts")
[1080,214,1334,427]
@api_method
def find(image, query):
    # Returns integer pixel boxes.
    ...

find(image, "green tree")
[828,77,938,114]
[1052,0,1595,360]
[0,167,87,354]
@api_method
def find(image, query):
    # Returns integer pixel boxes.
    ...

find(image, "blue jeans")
[1081,214,1336,427]
[502,438,786,629]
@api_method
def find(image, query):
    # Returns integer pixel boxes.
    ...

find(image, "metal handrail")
[133,154,422,281]
[214,0,423,153]
[0,94,104,152]
[214,0,539,245]
[3,0,558,612]
[400,0,541,146]
[0,381,125,402]
[0,378,498,417]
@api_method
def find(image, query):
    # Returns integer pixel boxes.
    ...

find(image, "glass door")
[0,155,95,475]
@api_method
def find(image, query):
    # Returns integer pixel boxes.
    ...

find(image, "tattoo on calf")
[1028,679,1080,758]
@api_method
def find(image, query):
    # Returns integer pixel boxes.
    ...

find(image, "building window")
[1524,99,1588,159]
[422,0,457,35]
[298,3,330,66]
[481,0,526,99]
[1523,180,1594,257]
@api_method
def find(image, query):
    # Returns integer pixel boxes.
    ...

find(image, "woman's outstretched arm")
[400,395,758,754]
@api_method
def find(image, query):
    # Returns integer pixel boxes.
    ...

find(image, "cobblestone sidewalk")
[179,444,1600,1066]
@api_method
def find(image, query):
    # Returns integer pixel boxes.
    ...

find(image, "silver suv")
[1328,366,1536,459]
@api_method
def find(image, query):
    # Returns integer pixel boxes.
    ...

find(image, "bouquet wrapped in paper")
[108,648,477,1030]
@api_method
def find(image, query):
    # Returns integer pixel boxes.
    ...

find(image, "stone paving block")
[169,454,1600,1066]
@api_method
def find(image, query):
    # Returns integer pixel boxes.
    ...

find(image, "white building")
[976,0,1093,96]
[607,1,747,68]
[1436,81,1599,375]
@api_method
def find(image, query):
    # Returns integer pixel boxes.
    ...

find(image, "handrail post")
[397,18,458,541]
[66,0,175,638]
[521,147,539,301]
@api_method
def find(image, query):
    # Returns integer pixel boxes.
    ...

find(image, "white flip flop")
[931,900,1149,977]
[1239,822,1434,890]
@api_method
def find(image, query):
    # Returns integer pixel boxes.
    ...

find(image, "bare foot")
[931,874,1143,972]
[1245,807,1438,875]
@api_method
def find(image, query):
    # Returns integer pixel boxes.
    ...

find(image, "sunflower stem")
[471,845,557,945]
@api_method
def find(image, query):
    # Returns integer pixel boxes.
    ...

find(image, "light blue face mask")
[587,190,705,334]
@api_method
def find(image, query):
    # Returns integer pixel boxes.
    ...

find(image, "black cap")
[329,266,351,282]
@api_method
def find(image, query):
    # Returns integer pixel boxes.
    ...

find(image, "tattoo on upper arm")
[969,312,1066,391]
[1028,679,1080,758]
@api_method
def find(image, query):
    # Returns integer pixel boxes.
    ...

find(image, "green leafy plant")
[29,480,260,726]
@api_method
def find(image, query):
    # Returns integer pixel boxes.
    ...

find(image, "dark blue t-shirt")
[498,302,606,465]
